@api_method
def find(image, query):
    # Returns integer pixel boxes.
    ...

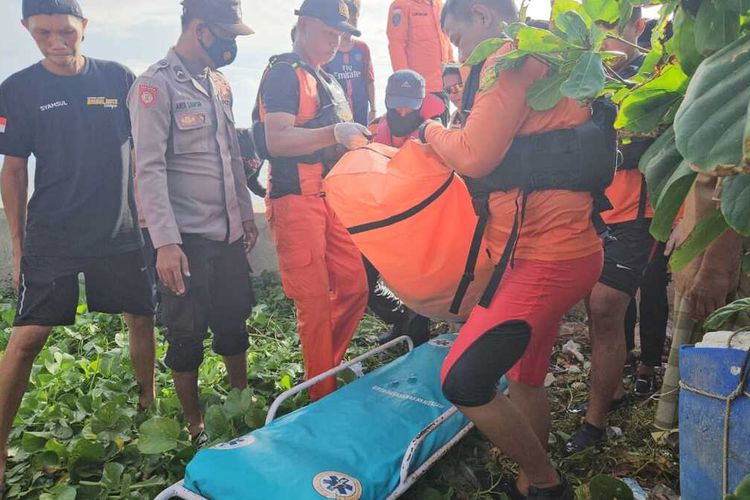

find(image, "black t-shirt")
[260,54,303,115]
[0,58,142,257]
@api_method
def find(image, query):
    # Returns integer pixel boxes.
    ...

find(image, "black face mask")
[386,109,422,138]
[200,27,238,69]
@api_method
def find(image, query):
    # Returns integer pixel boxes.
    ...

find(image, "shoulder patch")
[0,116,7,134]
[138,85,159,108]
[392,8,402,27]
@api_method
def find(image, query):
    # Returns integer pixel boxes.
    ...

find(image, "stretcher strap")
[449,196,490,315]
[478,193,527,309]
[678,328,750,496]
[347,174,455,235]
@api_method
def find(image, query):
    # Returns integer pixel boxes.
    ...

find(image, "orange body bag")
[324,141,493,321]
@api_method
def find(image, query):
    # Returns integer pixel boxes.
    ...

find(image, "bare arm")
[265,112,337,158]
[1,156,28,287]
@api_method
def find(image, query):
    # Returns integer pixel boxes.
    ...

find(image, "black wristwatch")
[418,121,434,143]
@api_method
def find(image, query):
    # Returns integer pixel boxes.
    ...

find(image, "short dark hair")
[181,8,197,31]
[441,0,519,28]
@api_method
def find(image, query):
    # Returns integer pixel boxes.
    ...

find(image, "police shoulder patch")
[138,85,159,109]
[0,116,7,134]
[392,8,402,27]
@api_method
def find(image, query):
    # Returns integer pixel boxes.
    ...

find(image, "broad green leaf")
[102,462,125,488]
[553,0,591,25]
[561,52,606,101]
[615,64,688,133]
[617,0,635,33]
[735,473,750,495]
[68,439,106,481]
[21,431,51,452]
[704,297,750,330]
[583,0,620,24]
[745,98,750,166]
[674,34,750,172]
[40,484,77,500]
[137,417,181,454]
[670,209,730,272]
[589,474,634,500]
[204,405,232,440]
[527,71,568,111]
[649,162,695,241]
[223,388,244,418]
[464,38,507,66]
[516,27,572,52]
[555,11,590,46]
[673,8,705,75]
[244,407,266,430]
[728,0,750,11]
[721,174,750,236]
[694,0,741,55]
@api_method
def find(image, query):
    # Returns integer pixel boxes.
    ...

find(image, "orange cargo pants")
[267,193,368,400]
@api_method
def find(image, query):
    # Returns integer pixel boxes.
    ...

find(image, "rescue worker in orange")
[387,0,454,119]
[562,10,653,455]
[420,1,607,497]
[254,0,370,400]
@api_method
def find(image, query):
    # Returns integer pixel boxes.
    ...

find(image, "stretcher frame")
[155,335,474,500]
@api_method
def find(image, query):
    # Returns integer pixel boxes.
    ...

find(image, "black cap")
[386,70,426,110]
[22,0,83,19]
[182,0,254,36]
[295,0,361,37]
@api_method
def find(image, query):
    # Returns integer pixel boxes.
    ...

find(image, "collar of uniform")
[164,48,193,83]
[164,47,212,97]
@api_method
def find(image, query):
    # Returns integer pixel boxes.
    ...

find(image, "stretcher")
[155,334,507,500]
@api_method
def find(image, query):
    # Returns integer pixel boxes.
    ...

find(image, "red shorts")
[442,251,603,388]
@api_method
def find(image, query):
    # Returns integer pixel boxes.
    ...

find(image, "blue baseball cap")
[22,0,84,19]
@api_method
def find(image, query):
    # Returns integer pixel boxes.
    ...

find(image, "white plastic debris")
[562,340,585,363]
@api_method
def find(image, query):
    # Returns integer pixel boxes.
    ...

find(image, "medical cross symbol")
[322,475,355,495]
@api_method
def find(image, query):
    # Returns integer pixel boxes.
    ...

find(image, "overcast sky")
[0,0,556,124]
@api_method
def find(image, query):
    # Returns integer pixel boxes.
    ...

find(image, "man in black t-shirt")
[0,1,155,488]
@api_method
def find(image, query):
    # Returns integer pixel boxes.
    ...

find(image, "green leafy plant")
[464,0,750,271]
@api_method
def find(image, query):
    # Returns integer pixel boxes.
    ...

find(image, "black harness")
[252,54,353,198]
[450,60,618,314]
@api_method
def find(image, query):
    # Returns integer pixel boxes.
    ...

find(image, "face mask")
[387,109,422,138]
[200,27,238,68]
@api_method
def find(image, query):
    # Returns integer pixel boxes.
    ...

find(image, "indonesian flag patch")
[138,85,159,108]
[0,116,7,134]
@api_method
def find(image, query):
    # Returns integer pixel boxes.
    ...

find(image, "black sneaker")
[633,374,658,398]
[562,422,606,456]
[527,477,573,500]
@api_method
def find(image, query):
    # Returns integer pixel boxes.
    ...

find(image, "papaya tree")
[465,0,750,316]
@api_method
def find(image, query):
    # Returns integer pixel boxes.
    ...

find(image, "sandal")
[633,374,658,398]
[191,430,209,449]
[562,422,606,456]
[498,477,527,500]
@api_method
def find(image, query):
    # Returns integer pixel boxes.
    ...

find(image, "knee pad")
[165,335,205,372]
[442,320,531,407]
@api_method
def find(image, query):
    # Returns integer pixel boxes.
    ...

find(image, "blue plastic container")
[679,344,750,499]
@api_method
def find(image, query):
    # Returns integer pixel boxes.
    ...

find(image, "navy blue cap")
[22,0,84,19]
[182,0,254,36]
[386,70,426,110]
[295,0,361,37]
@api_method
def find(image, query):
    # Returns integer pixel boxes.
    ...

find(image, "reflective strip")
[17,273,26,316]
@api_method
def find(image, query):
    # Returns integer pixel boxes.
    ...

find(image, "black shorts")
[160,236,255,371]
[599,219,656,297]
[14,250,155,327]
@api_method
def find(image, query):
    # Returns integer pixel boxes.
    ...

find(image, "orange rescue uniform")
[424,45,602,263]
[601,169,654,225]
[387,0,454,93]
[258,54,368,400]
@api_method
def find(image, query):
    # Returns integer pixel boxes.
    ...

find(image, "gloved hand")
[334,122,371,150]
